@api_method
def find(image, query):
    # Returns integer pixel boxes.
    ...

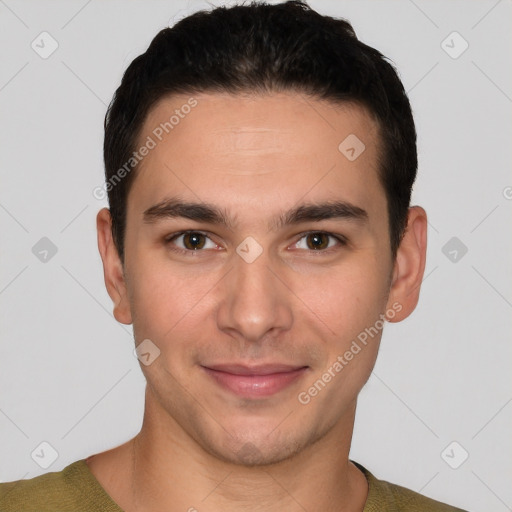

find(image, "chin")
[198,421,312,467]
[221,439,302,467]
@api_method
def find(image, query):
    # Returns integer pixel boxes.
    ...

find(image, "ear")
[96,208,132,325]
[385,206,427,322]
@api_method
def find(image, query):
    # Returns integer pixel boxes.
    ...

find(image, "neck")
[123,390,368,512]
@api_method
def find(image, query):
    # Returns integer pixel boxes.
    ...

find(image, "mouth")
[200,363,309,398]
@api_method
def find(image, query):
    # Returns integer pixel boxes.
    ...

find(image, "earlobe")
[96,208,133,325]
[385,206,428,323]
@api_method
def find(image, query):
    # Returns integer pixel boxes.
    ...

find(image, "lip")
[201,364,308,398]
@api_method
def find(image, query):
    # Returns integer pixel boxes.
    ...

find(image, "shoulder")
[354,462,469,512]
[0,459,122,512]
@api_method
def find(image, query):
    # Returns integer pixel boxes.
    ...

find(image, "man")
[0,1,468,510]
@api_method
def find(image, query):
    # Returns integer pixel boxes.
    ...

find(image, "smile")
[200,364,309,398]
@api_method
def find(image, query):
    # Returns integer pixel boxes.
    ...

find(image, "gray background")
[1,1,511,511]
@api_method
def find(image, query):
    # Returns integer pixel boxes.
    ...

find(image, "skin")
[91,91,427,512]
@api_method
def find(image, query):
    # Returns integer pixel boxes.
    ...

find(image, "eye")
[166,231,219,252]
[292,232,346,251]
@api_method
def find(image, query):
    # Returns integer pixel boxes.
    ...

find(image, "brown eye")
[306,232,330,250]
[165,231,220,255]
[182,232,206,250]
[293,232,346,252]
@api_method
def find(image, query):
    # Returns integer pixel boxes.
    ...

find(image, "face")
[98,91,426,466]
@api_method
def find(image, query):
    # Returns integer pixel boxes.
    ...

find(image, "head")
[103,0,417,263]
[97,1,426,466]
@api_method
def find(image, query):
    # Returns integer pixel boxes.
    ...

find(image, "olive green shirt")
[0,459,468,511]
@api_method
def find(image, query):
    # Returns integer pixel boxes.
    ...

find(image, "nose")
[215,248,294,344]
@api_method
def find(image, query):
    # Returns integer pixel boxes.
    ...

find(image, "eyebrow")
[143,197,368,231]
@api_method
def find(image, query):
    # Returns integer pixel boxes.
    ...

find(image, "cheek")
[126,250,219,344]
[292,258,390,343]
[294,264,388,414]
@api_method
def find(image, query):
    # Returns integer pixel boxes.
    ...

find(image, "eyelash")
[164,230,347,256]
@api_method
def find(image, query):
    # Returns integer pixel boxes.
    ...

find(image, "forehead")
[129,91,384,223]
